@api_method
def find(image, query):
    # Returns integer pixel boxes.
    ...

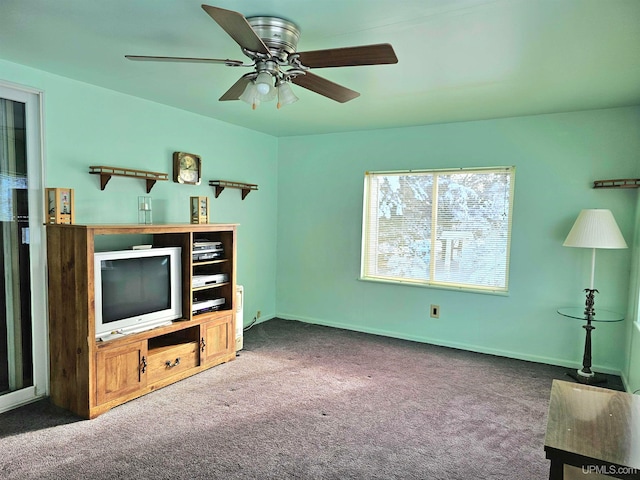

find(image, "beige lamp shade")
[563,209,628,249]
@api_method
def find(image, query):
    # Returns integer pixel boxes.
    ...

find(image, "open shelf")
[89,165,169,193]
[209,180,258,200]
[192,282,229,293]
[593,178,640,189]
[193,259,228,267]
[148,326,199,352]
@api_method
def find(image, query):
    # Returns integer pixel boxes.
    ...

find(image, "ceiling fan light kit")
[126,4,398,110]
[239,79,299,110]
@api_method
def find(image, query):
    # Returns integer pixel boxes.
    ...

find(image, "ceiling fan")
[125,4,398,109]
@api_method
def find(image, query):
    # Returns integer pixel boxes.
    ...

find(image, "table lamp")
[563,208,627,381]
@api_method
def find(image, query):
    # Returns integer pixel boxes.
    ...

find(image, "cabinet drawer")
[147,341,199,384]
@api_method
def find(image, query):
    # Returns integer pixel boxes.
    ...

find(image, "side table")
[558,307,623,385]
[544,379,640,480]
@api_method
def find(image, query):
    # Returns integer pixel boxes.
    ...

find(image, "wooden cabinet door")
[200,314,234,366]
[95,340,148,405]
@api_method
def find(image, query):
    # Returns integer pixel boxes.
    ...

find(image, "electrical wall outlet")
[430,304,440,318]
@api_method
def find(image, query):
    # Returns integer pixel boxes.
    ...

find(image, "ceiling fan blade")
[201,5,270,56]
[219,75,253,101]
[297,43,398,68]
[291,72,360,103]
[125,55,243,66]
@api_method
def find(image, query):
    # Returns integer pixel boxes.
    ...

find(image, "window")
[361,167,515,293]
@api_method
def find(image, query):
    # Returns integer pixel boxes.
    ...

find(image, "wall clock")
[173,152,202,185]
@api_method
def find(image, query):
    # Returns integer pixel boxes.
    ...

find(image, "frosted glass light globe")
[255,72,272,95]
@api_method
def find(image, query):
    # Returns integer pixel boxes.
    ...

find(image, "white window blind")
[361,167,515,293]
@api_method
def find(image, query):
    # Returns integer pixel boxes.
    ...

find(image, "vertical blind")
[361,167,515,293]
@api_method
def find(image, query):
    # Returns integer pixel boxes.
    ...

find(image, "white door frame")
[0,81,48,414]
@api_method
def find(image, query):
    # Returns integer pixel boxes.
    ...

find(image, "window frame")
[360,166,515,295]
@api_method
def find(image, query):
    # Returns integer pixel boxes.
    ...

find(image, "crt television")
[94,246,182,339]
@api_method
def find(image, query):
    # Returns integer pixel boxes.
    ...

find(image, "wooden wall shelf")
[209,180,258,200]
[593,178,640,189]
[89,166,169,193]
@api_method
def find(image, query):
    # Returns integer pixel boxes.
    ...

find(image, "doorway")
[0,83,47,414]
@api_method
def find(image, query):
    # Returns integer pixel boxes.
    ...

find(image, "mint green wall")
[2,56,639,380]
[0,59,278,326]
[277,107,640,374]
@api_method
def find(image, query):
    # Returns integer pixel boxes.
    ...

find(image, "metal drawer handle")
[141,356,147,374]
[165,358,181,368]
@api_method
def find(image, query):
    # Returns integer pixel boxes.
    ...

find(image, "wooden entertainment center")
[46,223,237,419]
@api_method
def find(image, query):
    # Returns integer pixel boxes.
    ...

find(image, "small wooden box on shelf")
[45,188,74,224]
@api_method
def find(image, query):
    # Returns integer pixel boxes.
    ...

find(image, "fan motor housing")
[247,16,301,56]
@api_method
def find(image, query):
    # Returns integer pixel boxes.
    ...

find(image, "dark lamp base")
[566,370,607,385]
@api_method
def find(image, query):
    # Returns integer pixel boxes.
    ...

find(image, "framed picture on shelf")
[190,196,209,224]
[45,187,75,224]
[173,152,202,185]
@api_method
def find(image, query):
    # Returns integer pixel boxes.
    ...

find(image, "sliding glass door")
[0,83,47,414]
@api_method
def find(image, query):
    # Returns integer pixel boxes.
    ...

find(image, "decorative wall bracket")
[208,180,258,200]
[89,166,168,193]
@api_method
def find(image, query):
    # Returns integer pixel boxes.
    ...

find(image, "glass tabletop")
[557,307,624,322]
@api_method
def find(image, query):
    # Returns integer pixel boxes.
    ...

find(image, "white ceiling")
[2,0,640,137]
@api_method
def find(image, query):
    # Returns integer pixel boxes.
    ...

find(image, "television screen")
[100,255,172,324]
